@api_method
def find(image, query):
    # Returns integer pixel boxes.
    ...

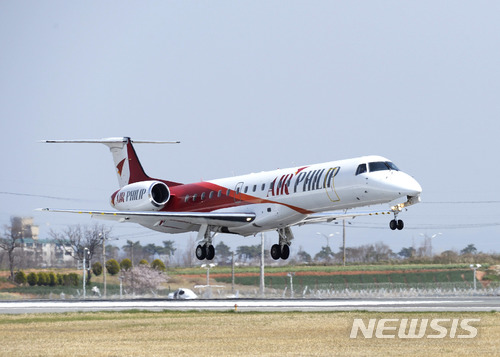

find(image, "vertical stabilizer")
[103,137,150,187]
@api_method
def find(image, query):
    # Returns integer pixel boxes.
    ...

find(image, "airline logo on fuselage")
[267,166,340,199]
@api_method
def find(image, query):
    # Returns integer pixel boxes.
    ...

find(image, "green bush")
[106,259,121,276]
[482,274,500,281]
[14,271,27,285]
[27,272,38,286]
[139,259,149,266]
[37,272,48,286]
[151,259,166,272]
[61,273,80,287]
[56,273,64,286]
[120,258,132,271]
[48,272,57,287]
[68,273,79,287]
[92,262,103,276]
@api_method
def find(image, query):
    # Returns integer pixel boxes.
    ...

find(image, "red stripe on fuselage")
[165,182,313,215]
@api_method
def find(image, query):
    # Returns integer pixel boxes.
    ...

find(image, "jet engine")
[111,180,170,211]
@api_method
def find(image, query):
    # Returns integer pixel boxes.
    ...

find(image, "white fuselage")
[154,155,421,235]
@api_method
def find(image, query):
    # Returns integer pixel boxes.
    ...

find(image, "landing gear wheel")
[206,245,215,260]
[389,220,397,230]
[280,245,290,260]
[195,244,206,260]
[270,244,281,260]
[397,219,404,230]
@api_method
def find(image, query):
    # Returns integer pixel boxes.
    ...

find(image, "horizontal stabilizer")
[41,137,181,188]
[41,138,180,144]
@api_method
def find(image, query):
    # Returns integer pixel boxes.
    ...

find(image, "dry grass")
[0,311,499,356]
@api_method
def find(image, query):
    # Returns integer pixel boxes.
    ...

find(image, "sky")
[1,1,499,259]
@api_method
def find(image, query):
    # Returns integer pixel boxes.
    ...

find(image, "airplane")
[40,137,422,261]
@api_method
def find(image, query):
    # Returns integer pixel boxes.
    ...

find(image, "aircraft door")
[324,167,341,203]
[234,182,244,203]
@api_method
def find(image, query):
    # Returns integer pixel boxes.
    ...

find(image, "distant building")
[11,216,39,241]
[11,216,76,268]
[20,238,75,268]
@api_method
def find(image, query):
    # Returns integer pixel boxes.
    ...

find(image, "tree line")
[2,218,500,282]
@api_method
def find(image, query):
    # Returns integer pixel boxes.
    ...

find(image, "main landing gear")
[195,224,216,261]
[195,243,215,260]
[270,227,294,260]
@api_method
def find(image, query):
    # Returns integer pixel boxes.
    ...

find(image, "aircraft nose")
[397,174,422,196]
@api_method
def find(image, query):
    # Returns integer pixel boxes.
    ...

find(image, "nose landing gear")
[389,219,404,230]
[389,194,421,231]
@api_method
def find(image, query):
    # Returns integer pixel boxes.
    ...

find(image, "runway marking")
[0,299,490,314]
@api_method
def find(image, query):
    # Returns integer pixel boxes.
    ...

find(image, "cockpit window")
[385,161,399,171]
[355,163,367,175]
[368,161,400,172]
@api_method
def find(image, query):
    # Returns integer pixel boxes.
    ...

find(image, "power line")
[423,201,500,204]
[0,191,90,202]
[325,222,500,230]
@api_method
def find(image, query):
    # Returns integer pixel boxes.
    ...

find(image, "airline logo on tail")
[116,159,126,177]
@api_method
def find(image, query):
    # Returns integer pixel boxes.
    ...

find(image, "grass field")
[0,311,498,356]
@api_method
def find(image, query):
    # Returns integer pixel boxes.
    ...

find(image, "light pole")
[99,232,107,298]
[201,263,216,298]
[260,233,265,298]
[470,264,481,291]
[287,272,295,298]
[83,247,89,299]
[419,233,442,256]
[342,220,346,266]
[316,232,338,248]
[99,232,117,298]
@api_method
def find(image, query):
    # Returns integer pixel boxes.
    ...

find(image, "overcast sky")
[1,1,499,258]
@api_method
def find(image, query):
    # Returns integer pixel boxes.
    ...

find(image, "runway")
[1,296,500,314]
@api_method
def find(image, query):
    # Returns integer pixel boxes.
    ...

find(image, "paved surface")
[1,296,500,314]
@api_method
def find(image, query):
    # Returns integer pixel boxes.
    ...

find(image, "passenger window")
[244,186,248,193]
[355,164,367,175]
[209,191,214,199]
[201,192,206,200]
[261,183,266,191]
[185,195,190,203]
[226,189,231,196]
[218,190,222,197]
[253,185,257,192]
[192,194,197,202]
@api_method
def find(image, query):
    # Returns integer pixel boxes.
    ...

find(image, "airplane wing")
[37,208,256,229]
[296,209,393,226]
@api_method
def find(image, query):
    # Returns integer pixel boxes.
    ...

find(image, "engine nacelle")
[111,181,170,211]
